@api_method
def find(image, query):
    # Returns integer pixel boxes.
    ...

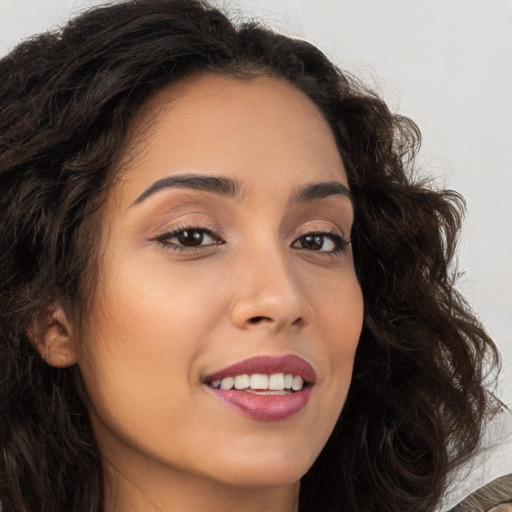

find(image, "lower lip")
[205,386,312,421]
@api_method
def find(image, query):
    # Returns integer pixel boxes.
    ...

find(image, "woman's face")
[74,74,364,495]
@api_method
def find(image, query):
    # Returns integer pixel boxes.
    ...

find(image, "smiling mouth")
[208,373,307,394]
[202,355,315,420]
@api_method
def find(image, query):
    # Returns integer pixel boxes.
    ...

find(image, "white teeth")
[268,373,285,390]
[250,374,269,390]
[234,374,250,390]
[210,373,306,392]
[220,377,234,390]
[291,376,304,391]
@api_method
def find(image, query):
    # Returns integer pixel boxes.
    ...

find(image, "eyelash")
[292,228,350,254]
[151,225,223,252]
[151,225,350,255]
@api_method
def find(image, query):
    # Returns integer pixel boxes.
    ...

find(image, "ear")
[28,303,78,368]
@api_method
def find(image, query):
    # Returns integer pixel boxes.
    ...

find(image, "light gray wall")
[1,0,510,406]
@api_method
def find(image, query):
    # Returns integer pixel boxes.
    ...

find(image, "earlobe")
[27,304,78,368]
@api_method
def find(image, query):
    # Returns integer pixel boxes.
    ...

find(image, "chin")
[218,466,306,490]
[207,444,318,489]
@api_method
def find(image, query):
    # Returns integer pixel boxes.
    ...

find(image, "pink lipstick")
[203,355,315,421]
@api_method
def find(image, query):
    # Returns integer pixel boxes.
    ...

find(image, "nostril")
[248,316,270,324]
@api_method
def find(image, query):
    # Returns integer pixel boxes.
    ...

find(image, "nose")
[229,246,311,332]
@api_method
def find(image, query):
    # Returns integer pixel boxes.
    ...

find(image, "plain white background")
[1,0,510,406]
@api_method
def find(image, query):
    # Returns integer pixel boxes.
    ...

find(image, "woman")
[0,0,509,511]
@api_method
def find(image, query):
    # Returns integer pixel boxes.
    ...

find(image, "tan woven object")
[449,474,512,512]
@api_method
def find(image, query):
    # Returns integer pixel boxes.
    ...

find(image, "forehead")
[116,73,347,202]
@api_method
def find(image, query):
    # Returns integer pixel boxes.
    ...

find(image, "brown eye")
[301,235,325,250]
[177,229,206,247]
[292,232,349,253]
[152,227,222,252]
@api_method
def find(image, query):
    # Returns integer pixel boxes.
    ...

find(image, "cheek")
[314,272,364,389]
[116,250,229,332]
[316,269,363,343]
[75,252,228,410]
[90,250,225,349]
[76,297,199,458]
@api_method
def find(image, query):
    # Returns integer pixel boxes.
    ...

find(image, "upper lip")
[204,354,316,384]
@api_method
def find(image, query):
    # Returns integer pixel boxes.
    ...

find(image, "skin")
[60,74,364,512]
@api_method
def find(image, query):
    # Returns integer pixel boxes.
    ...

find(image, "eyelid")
[149,222,225,252]
[149,219,350,255]
[291,224,351,254]
[294,223,349,241]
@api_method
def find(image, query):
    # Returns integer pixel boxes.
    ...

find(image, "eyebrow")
[291,181,353,205]
[131,173,352,207]
[131,174,240,205]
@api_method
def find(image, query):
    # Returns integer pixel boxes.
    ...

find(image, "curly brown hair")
[0,1,500,511]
